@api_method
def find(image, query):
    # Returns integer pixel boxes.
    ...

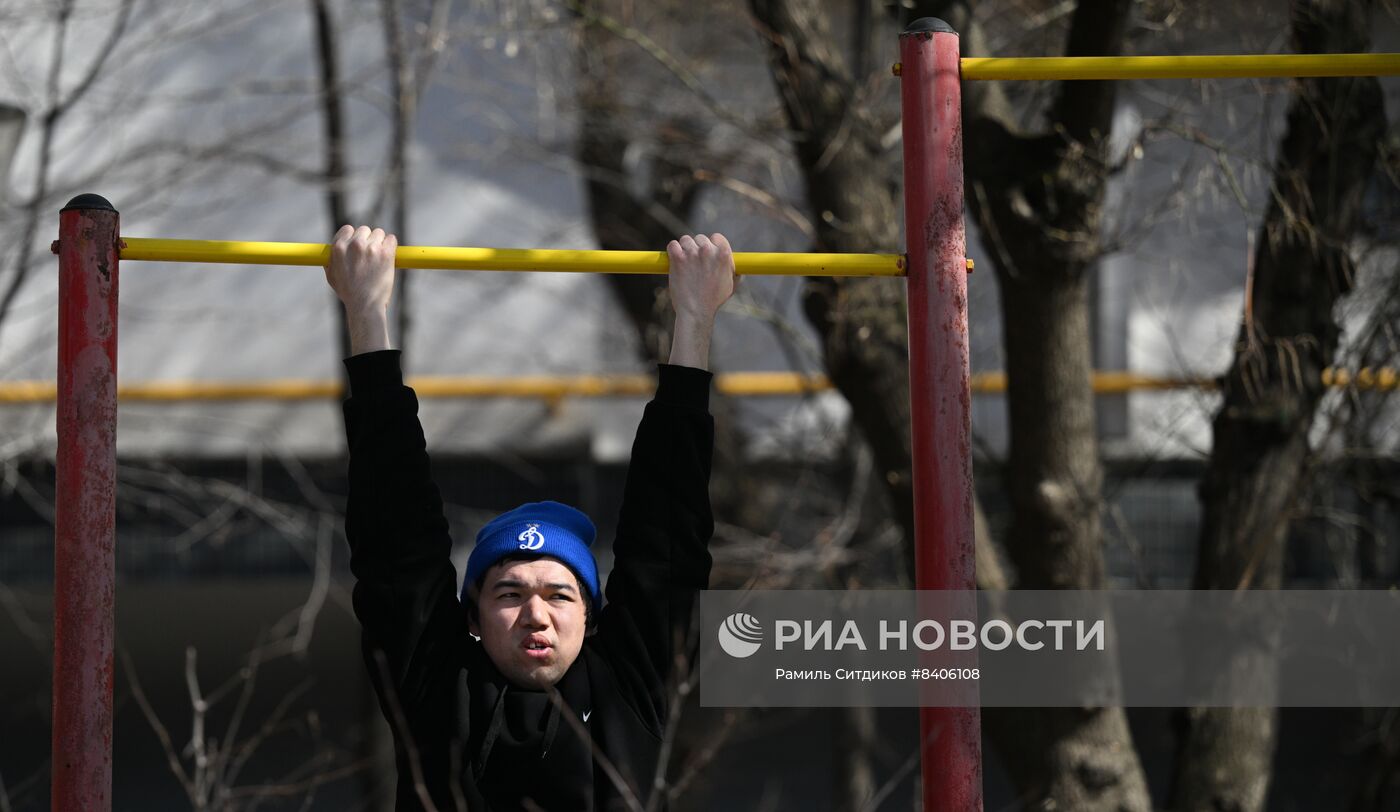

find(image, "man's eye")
[551,594,572,601]
[498,592,519,599]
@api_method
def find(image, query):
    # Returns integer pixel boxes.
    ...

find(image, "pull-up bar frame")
[49,19,1400,812]
[115,237,906,276]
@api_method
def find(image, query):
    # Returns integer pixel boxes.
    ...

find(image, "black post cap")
[903,17,956,35]
[60,193,116,213]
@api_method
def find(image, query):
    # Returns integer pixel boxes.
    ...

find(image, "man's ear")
[464,591,481,637]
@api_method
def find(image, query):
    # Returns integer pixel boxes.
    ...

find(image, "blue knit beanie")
[463,501,602,609]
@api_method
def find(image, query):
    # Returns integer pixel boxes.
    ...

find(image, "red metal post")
[52,193,119,812]
[899,18,982,811]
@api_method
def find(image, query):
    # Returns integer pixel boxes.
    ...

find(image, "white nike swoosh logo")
[582,710,592,722]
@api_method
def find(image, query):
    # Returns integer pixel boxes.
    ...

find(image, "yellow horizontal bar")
[3,369,1394,404]
[413,372,836,399]
[0,373,835,403]
[1321,367,1400,389]
[965,371,1222,394]
[960,54,1400,81]
[115,238,905,277]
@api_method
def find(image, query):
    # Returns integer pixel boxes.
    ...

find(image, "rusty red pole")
[52,193,119,812]
[899,18,982,811]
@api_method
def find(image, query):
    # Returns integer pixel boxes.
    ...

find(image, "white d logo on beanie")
[517,524,545,550]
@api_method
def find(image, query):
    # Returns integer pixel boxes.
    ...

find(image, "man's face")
[471,557,587,689]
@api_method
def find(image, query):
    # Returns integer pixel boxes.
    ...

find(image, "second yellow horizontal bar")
[4,369,1394,404]
[115,238,905,277]
[959,53,1400,81]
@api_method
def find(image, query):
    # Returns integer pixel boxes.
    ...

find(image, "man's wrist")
[346,305,392,355]
[673,311,715,341]
[345,301,389,322]
[669,312,715,370]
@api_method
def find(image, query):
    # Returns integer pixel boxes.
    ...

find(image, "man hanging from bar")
[324,224,735,810]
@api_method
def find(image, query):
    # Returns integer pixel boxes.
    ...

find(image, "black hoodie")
[343,351,715,811]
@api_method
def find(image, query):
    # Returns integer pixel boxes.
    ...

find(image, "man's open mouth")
[523,638,553,658]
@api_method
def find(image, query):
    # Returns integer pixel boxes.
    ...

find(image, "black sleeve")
[342,350,463,783]
[595,363,716,725]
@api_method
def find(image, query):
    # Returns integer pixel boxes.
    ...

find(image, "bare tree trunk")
[0,105,23,208]
[999,272,1102,588]
[373,0,448,361]
[380,0,412,353]
[748,0,1005,586]
[747,0,1019,807]
[310,0,356,384]
[572,2,775,530]
[1169,2,1385,810]
[309,4,394,808]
